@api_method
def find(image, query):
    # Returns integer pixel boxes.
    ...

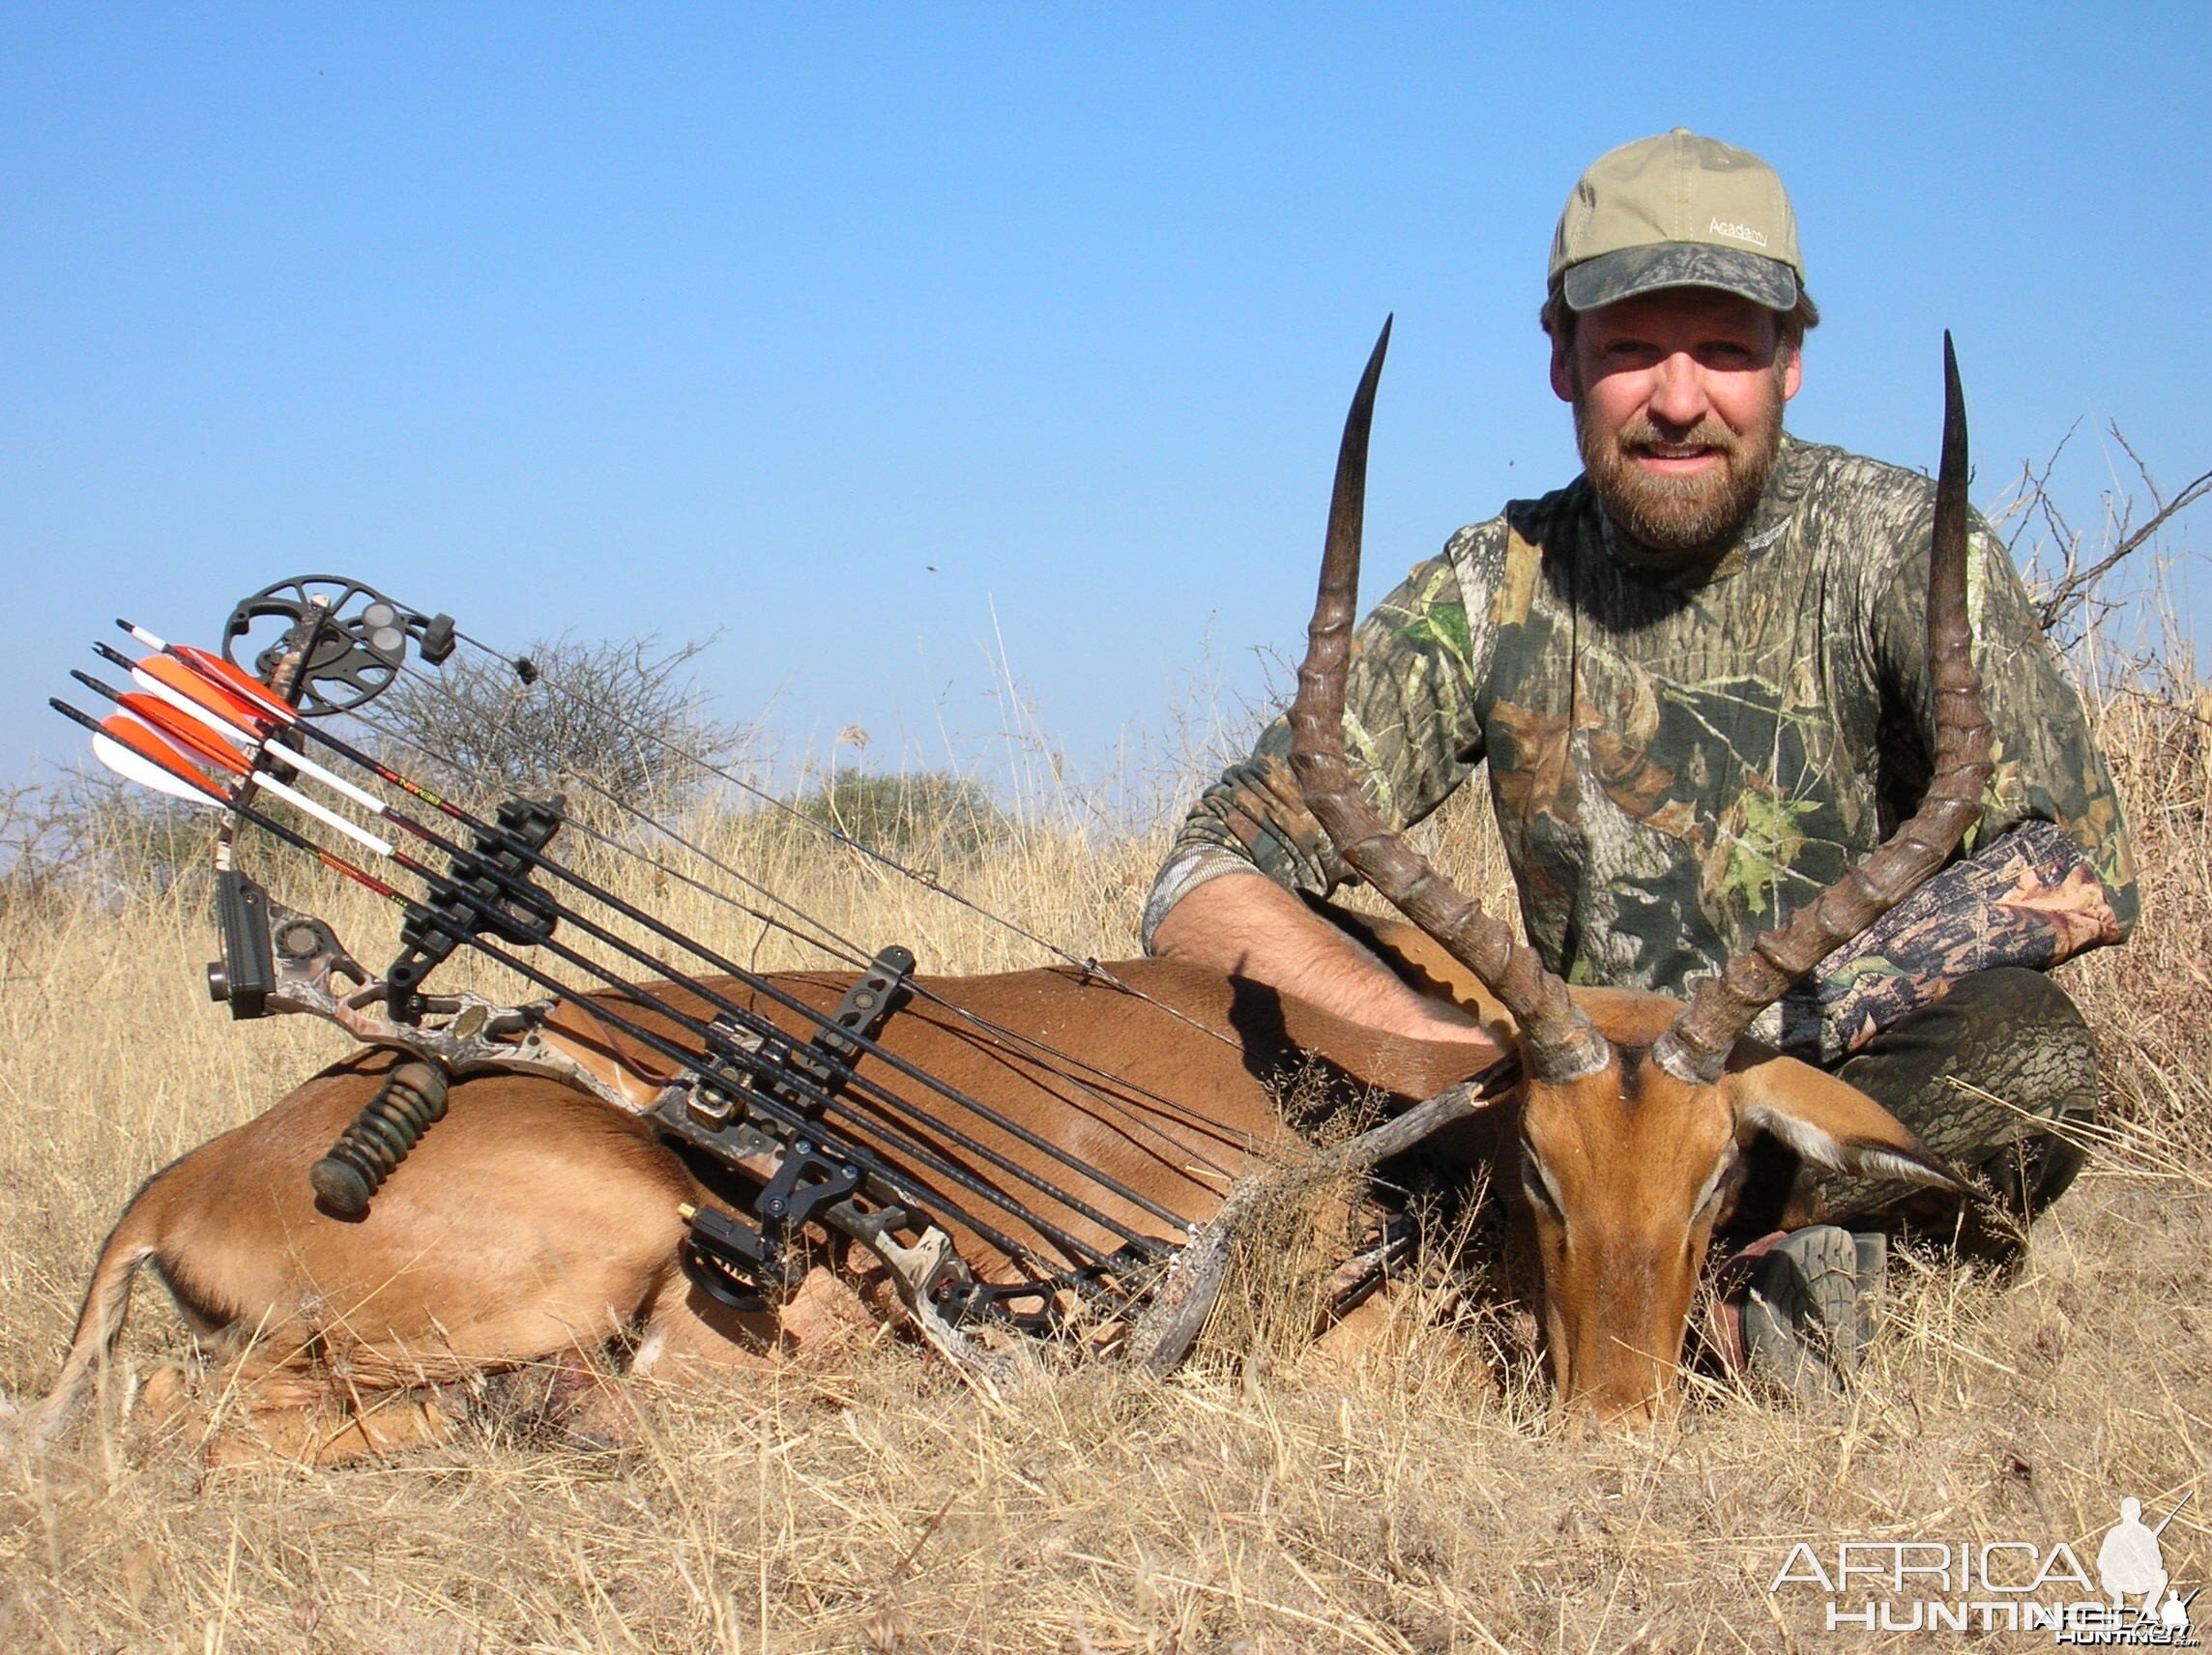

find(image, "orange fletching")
[120,692,251,775]
[172,646,294,722]
[139,653,272,734]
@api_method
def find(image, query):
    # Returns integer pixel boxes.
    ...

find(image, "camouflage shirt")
[1149,434,2137,1054]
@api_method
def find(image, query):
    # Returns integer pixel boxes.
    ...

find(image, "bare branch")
[2001,419,2081,560]
[2037,429,2212,633]
[364,632,748,817]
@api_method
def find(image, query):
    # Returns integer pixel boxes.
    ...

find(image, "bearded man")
[1144,130,2136,1385]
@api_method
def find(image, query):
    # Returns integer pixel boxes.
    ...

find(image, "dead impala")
[13,328,1977,1458]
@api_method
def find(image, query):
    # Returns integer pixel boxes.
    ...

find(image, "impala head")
[1514,1034,1964,1423]
[1289,320,1989,1425]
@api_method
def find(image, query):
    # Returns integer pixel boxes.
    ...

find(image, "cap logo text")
[1709,218,1770,248]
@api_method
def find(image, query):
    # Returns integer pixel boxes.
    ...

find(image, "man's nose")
[1646,351,1710,430]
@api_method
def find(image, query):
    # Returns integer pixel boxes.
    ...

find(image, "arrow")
[113,646,274,734]
[63,677,394,857]
[118,621,293,721]
[117,647,277,736]
[114,687,252,774]
[53,697,235,803]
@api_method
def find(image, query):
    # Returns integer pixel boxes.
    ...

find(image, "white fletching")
[128,662,254,733]
[90,732,220,805]
[91,707,392,857]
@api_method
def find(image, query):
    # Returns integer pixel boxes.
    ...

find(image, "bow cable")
[345,698,1250,1182]
[445,626,1244,1054]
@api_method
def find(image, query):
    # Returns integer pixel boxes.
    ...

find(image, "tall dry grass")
[2,508,2208,1651]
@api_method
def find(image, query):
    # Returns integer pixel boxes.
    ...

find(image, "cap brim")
[1561,243,1799,313]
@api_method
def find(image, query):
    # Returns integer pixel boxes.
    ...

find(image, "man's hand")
[1150,872,1504,1059]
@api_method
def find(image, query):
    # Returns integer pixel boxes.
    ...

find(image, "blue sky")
[5,4,2207,798]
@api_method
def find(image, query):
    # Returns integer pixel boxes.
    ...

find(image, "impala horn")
[1653,333,1995,1084]
[1288,318,1610,1083]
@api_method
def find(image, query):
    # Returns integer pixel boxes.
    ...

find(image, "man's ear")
[1780,342,1804,402]
[1550,331,1576,404]
[1725,1050,1966,1191]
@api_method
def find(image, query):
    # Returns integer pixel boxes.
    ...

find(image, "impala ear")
[1724,1050,1969,1192]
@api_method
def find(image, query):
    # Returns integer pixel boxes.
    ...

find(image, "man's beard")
[1574,387,1785,558]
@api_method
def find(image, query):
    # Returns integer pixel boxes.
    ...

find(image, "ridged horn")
[1288,318,1609,1083]
[1654,333,1995,1083]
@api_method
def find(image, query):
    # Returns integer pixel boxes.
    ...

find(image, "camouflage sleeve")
[1871,512,2139,938]
[1141,523,1504,949]
[1773,820,2124,1061]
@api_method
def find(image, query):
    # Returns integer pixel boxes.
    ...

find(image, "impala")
[12,330,1980,1458]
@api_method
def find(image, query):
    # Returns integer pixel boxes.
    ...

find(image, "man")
[1145,130,2136,1381]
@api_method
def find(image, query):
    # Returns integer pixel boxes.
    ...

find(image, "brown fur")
[16,945,1954,1457]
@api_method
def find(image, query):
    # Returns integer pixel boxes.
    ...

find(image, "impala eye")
[1520,1152,1562,1217]
[1692,1153,1746,1220]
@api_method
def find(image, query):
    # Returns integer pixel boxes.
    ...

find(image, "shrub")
[362,633,746,817]
[784,767,1009,862]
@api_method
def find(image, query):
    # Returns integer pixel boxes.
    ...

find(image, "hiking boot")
[1741,1225,1867,1397]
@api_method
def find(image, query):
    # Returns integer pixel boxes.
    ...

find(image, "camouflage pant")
[1750,969,2098,1260]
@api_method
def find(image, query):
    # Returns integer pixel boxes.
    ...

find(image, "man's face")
[1551,287,1802,557]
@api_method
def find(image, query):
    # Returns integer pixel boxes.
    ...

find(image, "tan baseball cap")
[1548,129,1803,313]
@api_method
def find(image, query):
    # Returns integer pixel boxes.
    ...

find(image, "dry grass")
[4,583,2210,1651]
